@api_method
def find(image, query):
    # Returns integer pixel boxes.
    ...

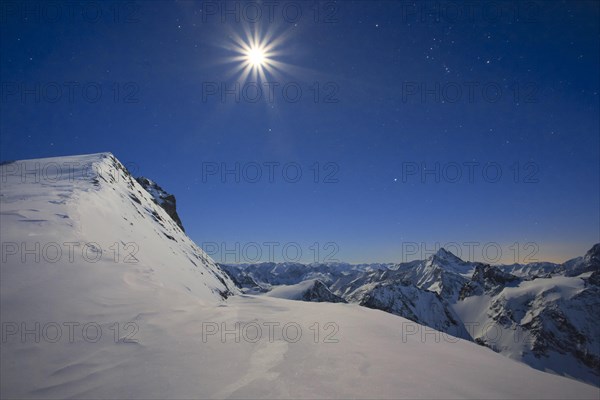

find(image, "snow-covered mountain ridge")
[0,153,238,302]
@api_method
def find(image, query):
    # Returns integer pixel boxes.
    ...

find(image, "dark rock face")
[473,264,520,287]
[460,264,520,299]
[586,270,600,287]
[301,280,346,303]
[583,243,600,270]
[458,281,480,300]
[135,177,185,232]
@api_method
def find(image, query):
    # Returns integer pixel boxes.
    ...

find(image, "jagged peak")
[429,247,465,264]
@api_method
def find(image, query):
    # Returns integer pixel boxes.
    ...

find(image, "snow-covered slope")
[4,291,598,399]
[1,153,598,398]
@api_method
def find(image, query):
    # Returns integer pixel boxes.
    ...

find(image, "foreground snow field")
[1,153,598,399]
[2,292,599,399]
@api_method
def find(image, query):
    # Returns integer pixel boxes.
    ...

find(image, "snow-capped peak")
[430,247,464,263]
[424,247,475,277]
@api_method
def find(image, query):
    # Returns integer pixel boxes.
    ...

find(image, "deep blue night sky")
[1,1,599,264]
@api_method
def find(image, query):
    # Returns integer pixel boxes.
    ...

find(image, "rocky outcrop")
[301,280,346,303]
[459,264,520,299]
[136,177,185,232]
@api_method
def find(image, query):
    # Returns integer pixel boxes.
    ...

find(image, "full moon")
[246,47,266,67]
[226,28,288,82]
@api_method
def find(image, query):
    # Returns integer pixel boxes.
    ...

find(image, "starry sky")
[1,1,599,264]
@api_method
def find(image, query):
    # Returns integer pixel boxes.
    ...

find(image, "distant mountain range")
[222,244,600,386]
